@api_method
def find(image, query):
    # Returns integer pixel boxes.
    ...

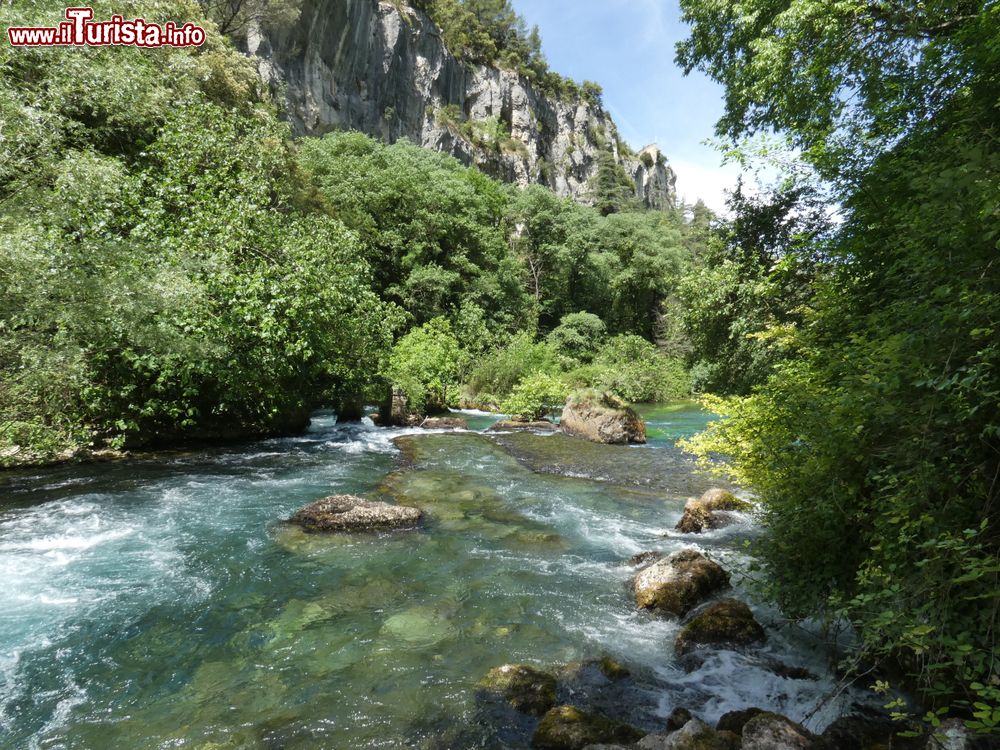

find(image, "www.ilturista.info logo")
[7,7,206,47]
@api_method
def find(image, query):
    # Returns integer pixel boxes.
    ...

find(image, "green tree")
[501,372,568,421]
[385,318,465,413]
[679,0,1000,728]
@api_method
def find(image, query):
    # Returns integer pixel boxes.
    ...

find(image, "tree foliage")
[679,0,1000,729]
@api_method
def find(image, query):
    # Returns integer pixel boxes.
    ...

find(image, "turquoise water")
[0,405,865,749]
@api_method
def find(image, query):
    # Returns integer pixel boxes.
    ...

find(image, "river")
[0,404,870,748]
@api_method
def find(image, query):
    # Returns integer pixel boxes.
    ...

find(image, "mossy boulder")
[740,712,815,749]
[478,663,557,717]
[532,705,644,750]
[675,489,752,534]
[674,599,766,656]
[636,718,741,749]
[288,495,422,532]
[560,390,646,445]
[715,707,765,735]
[632,549,729,617]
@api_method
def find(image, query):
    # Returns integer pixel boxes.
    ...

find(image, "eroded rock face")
[632,549,729,617]
[561,392,646,445]
[478,663,557,717]
[740,712,815,750]
[248,0,676,207]
[674,599,766,656]
[675,488,752,534]
[289,494,422,532]
[532,705,644,750]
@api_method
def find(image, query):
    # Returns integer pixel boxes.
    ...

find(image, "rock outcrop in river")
[632,549,728,617]
[246,0,676,207]
[289,494,422,531]
[560,391,647,445]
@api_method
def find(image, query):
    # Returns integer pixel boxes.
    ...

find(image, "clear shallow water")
[0,405,869,749]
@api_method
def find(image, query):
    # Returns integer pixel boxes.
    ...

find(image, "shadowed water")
[0,405,871,749]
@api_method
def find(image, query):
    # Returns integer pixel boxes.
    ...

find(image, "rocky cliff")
[248,0,676,208]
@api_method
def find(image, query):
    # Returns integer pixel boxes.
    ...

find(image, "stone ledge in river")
[674,598,766,658]
[632,549,729,618]
[419,416,468,429]
[675,489,752,534]
[288,495,422,532]
[560,391,646,445]
[532,705,644,750]
[636,718,741,749]
[478,663,557,717]
[740,712,815,750]
[488,419,558,433]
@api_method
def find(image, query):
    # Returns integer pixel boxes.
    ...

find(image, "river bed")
[0,404,870,748]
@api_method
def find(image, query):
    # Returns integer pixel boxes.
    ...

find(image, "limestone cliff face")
[249,0,676,208]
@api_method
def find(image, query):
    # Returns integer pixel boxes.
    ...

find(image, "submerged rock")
[740,712,815,750]
[637,718,741,749]
[380,605,454,646]
[675,489,752,534]
[632,549,729,617]
[420,416,468,429]
[560,391,647,445]
[488,419,558,433]
[478,663,557,716]
[532,705,644,750]
[626,551,664,568]
[288,494,422,532]
[674,599,766,657]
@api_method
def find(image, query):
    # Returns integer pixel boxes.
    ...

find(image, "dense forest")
[2,0,998,739]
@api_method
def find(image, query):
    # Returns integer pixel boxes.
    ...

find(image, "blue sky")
[510,0,741,211]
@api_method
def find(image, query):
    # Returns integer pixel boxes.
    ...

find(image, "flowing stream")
[0,404,871,749]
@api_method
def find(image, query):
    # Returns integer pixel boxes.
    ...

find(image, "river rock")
[716,707,765,735]
[632,549,729,617]
[626,551,664,567]
[637,719,741,750]
[666,707,693,731]
[478,663,557,716]
[420,416,468,429]
[560,391,647,445]
[674,599,766,656]
[532,705,644,750]
[740,712,815,750]
[488,419,558,432]
[675,489,752,534]
[289,495,422,532]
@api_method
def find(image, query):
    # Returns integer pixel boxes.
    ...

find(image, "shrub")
[546,312,607,364]
[501,373,569,421]
[385,318,465,413]
[466,332,560,399]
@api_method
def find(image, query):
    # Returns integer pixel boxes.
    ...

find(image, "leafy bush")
[466,332,560,399]
[546,312,607,364]
[385,318,465,413]
[501,373,569,421]
[564,335,690,403]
